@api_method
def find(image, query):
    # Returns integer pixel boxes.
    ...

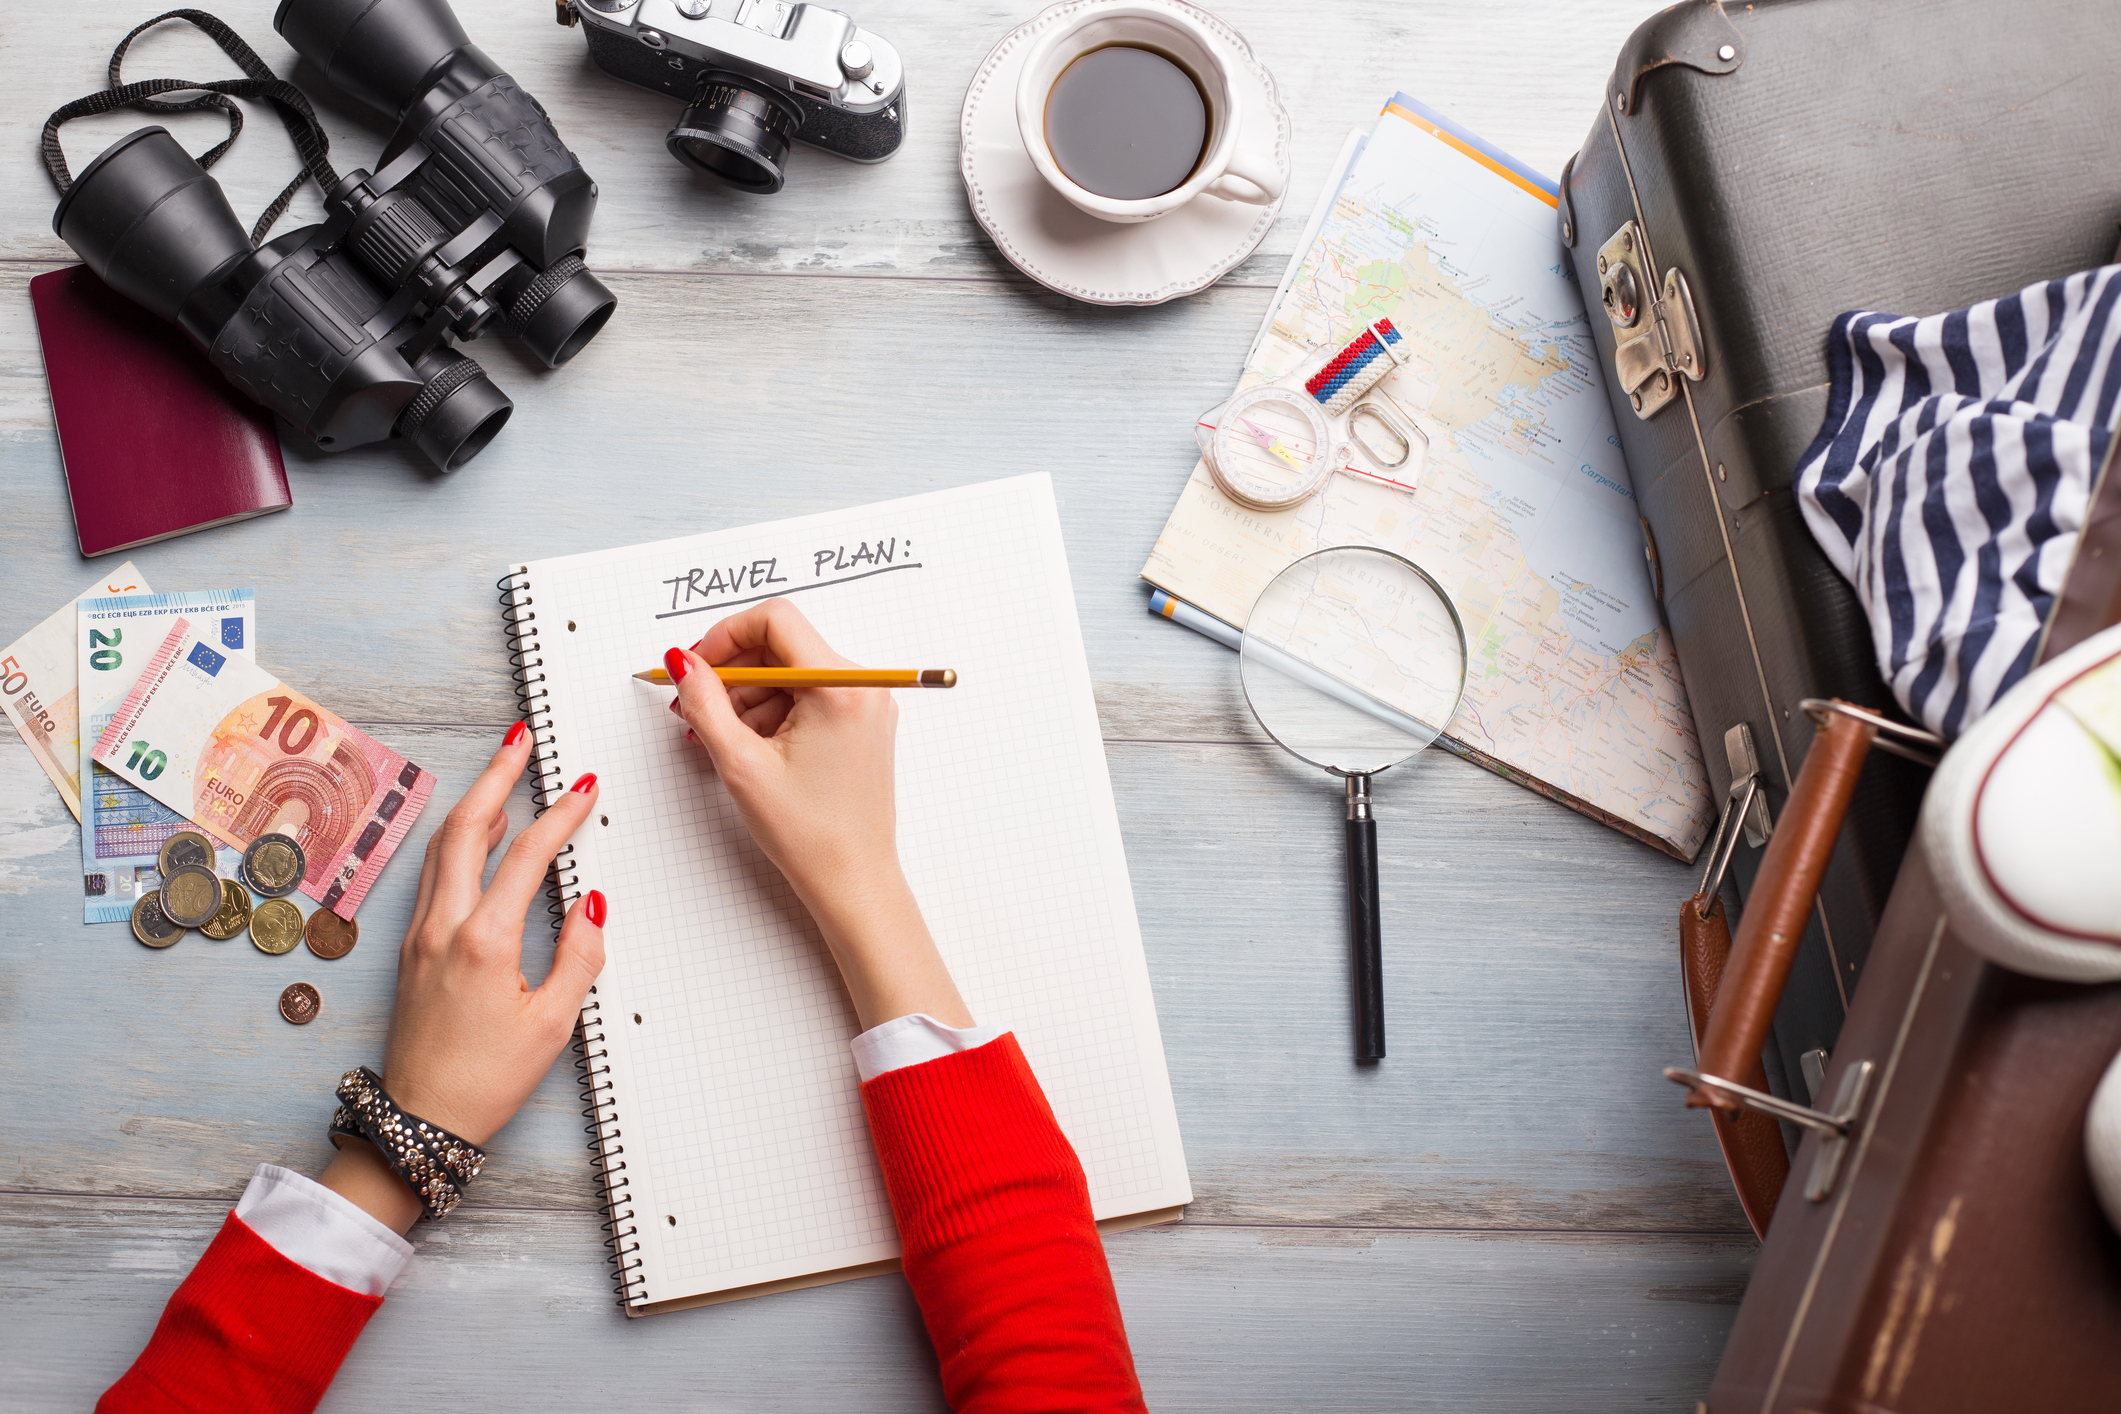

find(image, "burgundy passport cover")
[31,266,290,557]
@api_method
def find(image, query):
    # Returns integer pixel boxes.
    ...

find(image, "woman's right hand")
[664,600,971,1031]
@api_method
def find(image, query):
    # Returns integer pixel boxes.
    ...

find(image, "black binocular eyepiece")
[47,0,614,471]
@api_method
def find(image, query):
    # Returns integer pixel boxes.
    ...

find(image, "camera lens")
[666,72,805,195]
[505,254,618,368]
[398,348,511,471]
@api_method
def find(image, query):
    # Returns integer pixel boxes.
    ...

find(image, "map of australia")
[1144,95,1712,859]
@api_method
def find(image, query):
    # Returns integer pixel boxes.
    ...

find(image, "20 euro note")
[93,618,436,920]
[1,561,149,820]
[78,589,257,924]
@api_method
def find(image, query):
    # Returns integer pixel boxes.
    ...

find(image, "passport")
[30,265,291,558]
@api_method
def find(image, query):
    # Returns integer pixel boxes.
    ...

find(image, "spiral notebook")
[500,474,1191,1315]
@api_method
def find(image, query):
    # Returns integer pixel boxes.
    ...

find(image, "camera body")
[567,0,905,193]
[50,0,616,471]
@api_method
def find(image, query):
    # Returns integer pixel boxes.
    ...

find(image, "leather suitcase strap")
[1679,893,1789,1237]
[1692,706,1876,1111]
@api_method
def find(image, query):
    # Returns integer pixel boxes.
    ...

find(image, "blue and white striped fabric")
[1794,265,2120,737]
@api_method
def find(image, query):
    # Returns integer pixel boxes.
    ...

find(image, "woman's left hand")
[319,723,607,1233]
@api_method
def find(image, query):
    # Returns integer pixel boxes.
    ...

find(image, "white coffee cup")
[1014,3,1285,225]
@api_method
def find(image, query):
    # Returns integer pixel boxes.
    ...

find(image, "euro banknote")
[0,562,148,820]
[77,590,255,924]
[93,618,434,919]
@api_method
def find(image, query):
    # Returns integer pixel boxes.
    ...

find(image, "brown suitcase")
[1674,445,2121,1409]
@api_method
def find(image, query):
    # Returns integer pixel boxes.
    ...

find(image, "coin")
[304,908,359,960]
[158,830,216,878]
[130,891,183,948]
[278,982,321,1025]
[251,897,305,955]
[160,864,225,929]
[200,878,254,941]
[243,833,307,898]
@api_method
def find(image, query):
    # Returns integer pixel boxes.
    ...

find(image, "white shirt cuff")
[233,1162,414,1298]
[852,1013,1007,1082]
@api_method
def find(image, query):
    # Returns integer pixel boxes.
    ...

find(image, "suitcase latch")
[1596,221,1705,420]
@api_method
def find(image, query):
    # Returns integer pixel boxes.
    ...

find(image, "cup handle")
[1205,142,1285,206]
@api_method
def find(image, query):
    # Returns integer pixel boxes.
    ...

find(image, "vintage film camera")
[560,0,905,194]
[52,0,614,471]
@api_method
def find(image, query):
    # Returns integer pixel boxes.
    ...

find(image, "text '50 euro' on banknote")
[1,561,148,820]
[93,618,436,919]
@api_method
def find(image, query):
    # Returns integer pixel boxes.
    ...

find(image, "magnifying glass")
[1239,546,1469,1060]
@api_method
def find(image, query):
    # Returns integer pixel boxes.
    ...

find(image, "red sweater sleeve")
[99,1212,382,1414]
[860,1034,1148,1414]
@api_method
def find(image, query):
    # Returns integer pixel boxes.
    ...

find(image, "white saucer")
[960,0,1291,306]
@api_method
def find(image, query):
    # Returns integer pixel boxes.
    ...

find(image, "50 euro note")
[1,561,148,819]
[93,618,435,919]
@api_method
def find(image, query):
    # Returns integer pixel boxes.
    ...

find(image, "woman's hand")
[664,600,970,1032]
[319,723,607,1233]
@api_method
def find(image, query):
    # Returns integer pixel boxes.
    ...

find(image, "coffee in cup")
[1014,3,1284,225]
[1043,44,1209,201]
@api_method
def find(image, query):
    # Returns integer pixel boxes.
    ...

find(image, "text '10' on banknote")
[91,617,435,920]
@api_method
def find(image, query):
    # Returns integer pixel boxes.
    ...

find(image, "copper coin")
[251,897,305,955]
[278,982,321,1025]
[130,891,183,948]
[243,833,306,897]
[160,864,225,929]
[304,908,359,960]
[200,878,253,941]
[157,830,216,878]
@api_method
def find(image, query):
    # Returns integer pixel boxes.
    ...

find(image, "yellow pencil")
[633,667,957,688]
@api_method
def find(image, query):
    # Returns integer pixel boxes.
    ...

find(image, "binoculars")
[52,0,616,471]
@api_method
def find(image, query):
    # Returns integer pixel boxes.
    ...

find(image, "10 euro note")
[93,618,436,919]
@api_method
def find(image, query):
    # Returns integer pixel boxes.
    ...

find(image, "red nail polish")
[504,721,528,746]
[686,730,697,743]
[663,647,691,683]
[570,772,597,794]
[584,889,607,927]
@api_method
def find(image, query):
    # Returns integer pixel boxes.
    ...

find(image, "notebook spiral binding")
[497,569,645,1308]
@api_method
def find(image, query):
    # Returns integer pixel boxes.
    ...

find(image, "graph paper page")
[517,474,1190,1305]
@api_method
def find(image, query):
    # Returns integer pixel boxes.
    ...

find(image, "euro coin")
[243,834,306,898]
[200,878,253,941]
[251,897,305,955]
[279,982,321,1025]
[160,864,225,929]
[158,830,216,878]
[304,908,359,960]
[131,891,183,948]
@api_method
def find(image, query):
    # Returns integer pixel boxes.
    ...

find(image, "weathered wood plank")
[0,723,1740,1231]
[0,263,1333,745]
[1,1192,1749,1413]
[9,0,1653,279]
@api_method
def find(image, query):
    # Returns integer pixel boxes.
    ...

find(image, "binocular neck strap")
[42,9,341,247]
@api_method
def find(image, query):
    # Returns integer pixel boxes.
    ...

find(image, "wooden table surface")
[0,1,1754,1407]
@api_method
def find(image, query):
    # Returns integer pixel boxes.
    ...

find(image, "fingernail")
[663,647,691,683]
[570,772,597,794]
[504,721,528,746]
[584,889,607,927]
[686,729,697,743]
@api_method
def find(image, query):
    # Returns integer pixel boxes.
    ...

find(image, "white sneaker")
[2093,1054,2121,1233]
[1921,621,2121,982]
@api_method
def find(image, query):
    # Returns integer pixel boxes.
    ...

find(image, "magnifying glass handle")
[1347,775,1385,1060]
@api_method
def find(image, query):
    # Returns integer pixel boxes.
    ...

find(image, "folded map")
[91,618,434,918]
[1143,93,1713,860]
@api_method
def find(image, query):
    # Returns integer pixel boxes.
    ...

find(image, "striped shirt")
[1794,264,2119,737]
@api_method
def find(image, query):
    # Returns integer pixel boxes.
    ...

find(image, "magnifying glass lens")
[1240,547,1466,775]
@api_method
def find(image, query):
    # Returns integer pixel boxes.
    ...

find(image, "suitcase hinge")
[1666,1059,1876,1203]
[1597,220,1706,420]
